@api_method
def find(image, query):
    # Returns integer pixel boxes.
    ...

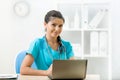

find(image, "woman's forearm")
[69,57,75,60]
[20,66,48,76]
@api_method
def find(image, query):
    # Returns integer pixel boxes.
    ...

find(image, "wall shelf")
[57,1,111,80]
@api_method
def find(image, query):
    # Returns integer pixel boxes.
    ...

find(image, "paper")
[0,74,17,79]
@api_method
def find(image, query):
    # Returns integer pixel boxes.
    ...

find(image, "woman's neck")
[45,34,59,50]
[45,35,58,44]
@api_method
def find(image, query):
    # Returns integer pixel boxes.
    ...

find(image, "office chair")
[15,50,37,74]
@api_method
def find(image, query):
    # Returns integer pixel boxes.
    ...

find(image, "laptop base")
[48,76,84,80]
[51,79,84,80]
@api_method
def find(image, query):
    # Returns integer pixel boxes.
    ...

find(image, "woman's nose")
[55,26,60,31]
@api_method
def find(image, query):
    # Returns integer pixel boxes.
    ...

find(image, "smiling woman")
[13,1,30,17]
[20,10,74,76]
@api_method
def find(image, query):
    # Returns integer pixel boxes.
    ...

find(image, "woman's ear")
[44,22,47,26]
[44,22,47,27]
[44,22,47,31]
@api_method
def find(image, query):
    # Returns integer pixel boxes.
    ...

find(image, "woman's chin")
[52,35,58,38]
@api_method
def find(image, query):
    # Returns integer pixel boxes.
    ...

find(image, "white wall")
[0,0,15,74]
[111,0,120,79]
[0,0,57,74]
[0,0,120,79]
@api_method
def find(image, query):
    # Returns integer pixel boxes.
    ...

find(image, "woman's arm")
[69,57,75,60]
[20,54,52,76]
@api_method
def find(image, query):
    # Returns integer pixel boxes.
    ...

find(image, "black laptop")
[48,59,88,80]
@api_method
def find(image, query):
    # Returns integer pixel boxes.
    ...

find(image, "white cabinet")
[57,1,112,80]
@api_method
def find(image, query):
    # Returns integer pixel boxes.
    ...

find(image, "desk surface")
[18,74,100,80]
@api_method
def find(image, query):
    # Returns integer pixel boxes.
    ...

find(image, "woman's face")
[44,18,64,38]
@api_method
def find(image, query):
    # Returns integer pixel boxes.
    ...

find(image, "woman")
[20,10,74,76]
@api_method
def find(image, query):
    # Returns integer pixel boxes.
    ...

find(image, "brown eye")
[59,25,63,28]
[52,24,56,27]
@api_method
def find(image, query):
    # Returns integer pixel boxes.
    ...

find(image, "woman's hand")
[46,64,53,76]
[69,57,75,60]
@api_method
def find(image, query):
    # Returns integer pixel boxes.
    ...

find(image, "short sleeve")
[63,41,74,59]
[26,38,40,60]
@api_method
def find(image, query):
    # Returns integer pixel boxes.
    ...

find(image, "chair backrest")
[15,50,37,73]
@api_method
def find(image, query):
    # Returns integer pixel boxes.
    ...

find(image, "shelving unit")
[57,1,111,80]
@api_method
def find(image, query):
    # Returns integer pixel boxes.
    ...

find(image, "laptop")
[48,59,88,80]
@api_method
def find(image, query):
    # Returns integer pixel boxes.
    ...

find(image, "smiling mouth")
[54,33,57,35]
[53,32,59,35]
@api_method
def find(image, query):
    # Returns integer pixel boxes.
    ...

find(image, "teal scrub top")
[27,36,74,70]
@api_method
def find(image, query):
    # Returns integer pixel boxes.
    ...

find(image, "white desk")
[18,74,100,80]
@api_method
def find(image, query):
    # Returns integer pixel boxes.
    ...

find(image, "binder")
[74,9,80,29]
[64,16,69,30]
[72,43,81,57]
[89,9,106,28]
[90,31,99,56]
[99,32,108,56]
[81,5,88,29]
